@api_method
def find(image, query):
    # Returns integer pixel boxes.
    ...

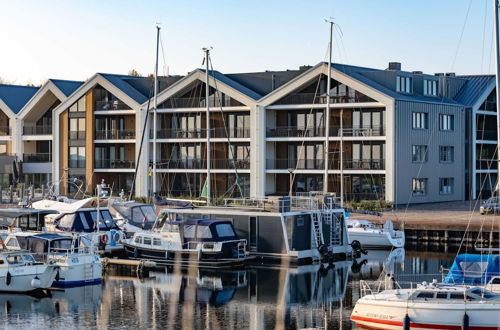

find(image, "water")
[1,248,457,330]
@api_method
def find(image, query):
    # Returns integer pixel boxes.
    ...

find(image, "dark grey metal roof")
[226,69,308,97]
[199,69,262,100]
[454,75,495,107]
[49,79,84,97]
[0,84,39,113]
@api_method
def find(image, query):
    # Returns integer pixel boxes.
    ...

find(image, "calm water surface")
[1,247,458,329]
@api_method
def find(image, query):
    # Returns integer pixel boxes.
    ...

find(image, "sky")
[0,0,496,85]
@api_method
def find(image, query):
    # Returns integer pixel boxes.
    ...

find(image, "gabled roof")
[454,75,495,107]
[199,69,262,100]
[98,73,151,104]
[49,79,84,97]
[0,84,39,114]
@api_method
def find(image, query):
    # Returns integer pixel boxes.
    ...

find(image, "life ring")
[100,234,109,245]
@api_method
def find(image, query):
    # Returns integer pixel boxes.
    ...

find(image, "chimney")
[434,73,445,76]
[299,65,312,71]
[412,71,423,75]
[445,72,456,77]
[387,62,401,71]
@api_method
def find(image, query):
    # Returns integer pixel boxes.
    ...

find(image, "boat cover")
[444,254,500,285]
[153,194,193,207]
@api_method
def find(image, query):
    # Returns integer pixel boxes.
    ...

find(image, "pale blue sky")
[0,0,496,84]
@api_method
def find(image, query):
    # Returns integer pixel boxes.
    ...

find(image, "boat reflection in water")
[0,284,101,326]
[101,261,350,329]
[351,248,405,280]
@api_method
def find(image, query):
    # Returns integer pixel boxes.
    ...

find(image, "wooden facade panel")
[85,91,94,192]
[59,109,69,193]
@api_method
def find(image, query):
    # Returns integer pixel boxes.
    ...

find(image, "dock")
[350,201,500,245]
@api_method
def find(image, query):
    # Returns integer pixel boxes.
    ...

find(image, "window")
[197,226,212,239]
[412,112,428,129]
[439,114,454,131]
[153,238,162,246]
[69,147,85,168]
[143,237,152,245]
[69,117,86,139]
[424,79,438,96]
[134,236,143,244]
[5,238,18,247]
[436,293,447,299]
[412,145,428,163]
[440,146,454,163]
[397,76,412,93]
[412,178,427,196]
[440,178,454,194]
[416,292,434,299]
[69,96,86,112]
[215,224,236,238]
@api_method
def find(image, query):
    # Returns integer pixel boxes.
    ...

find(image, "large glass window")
[412,145,428,163]
[397,76,412,93]
[412,112,428,129]
[228,113,250,138]
[69,96,86,112]
[94,85,130,110]
[69,117,86,139]
[424,79,438,96]
[69,147,85,168]
[412,178,427,196]
[216,224,236,237]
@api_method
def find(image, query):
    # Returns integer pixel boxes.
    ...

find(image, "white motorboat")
[351,281,500,329]
[347,219,404,248]
[4,232,102,287]
[0,250,59,292]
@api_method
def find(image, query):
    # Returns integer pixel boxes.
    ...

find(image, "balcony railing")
[330,159,385,170]
[267,126,324,138]
[155,158,249,170]
[266,158,324,170]
[95,130,136,140]
[23,126,52,135]
[153,127,250,139]
[0,127,10,136]
[330,126,385,137]
[476,130,497,141]
[95,159,136,169]
[275,93,374,105]
[69,131,86,140]
[95,100,130,111]
[23,153,52,163]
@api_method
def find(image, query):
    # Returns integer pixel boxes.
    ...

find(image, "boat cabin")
[4,233,85,255]
[109,202,157,230]
[0,208,58,231]
[409,287,499,301]
[54,208,119,233]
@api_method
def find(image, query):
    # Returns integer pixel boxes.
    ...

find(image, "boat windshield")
[131,206,156,229]
[215,224,236,238]
[6,254,25,265]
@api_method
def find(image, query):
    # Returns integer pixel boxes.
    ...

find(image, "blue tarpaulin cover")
[444,254,500,285]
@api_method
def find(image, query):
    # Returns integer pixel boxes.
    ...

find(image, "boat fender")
[350,240,368,255]
[403,313,410,330]
[100,234,109,245]
[197,249,203,261]
[462,312,469,330]
[5,271,11,286]
[165,251,171,260]
[31,276,41,289]
[109,230,116,247]
[133,247,139,258]
[55,271,60,282]
[318,244,328,255]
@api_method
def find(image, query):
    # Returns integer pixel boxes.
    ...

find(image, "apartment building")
[1,61,497,204]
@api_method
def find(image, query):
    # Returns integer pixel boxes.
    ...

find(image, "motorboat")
[351,280,500,329]
[0,249,59,293]
[347,219,405,248]
[3,232,102,287]
[122,218,248,266]
[109,201,157,235]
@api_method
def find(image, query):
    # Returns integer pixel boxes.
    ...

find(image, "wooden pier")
[350,201,500,246]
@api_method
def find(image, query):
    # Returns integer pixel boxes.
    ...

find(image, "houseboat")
[156,194,352,264]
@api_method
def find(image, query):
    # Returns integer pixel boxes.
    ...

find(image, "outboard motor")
[350,240,368,258]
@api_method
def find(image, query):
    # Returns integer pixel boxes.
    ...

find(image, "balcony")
[212,128,250,138]
[266,158,324,170]
[0,127,10,136]
[154,128,206,139]
[211,158,250,169]
[330,126,385,137]
[69,131,86,140]
[95,100,130,111]
[95,129,136,140]
[476,159,498,170]
[267,126,324,138]
[23,126,52,135]
[330,159,385,170]
[479,101,497,112]
[23,153,52,163]
[94,159,135,169]
[160,96,242,108]
[275,93,374,105]
[156,158,249,170]
[476,130,497,141]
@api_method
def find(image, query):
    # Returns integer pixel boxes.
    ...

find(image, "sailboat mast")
[152,25,160,196]
[204,48,211,205]
[324,20,333,195]
[494,0,500,197]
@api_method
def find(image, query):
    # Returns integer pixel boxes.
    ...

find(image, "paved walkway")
[349,201,500,230]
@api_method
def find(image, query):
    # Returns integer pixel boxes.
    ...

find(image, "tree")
[128,69,141,77]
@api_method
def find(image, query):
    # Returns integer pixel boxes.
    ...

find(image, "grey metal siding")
[394,100,465,204]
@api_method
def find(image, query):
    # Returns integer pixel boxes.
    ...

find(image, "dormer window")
[424,79,438,96]
[396,76,412,93]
